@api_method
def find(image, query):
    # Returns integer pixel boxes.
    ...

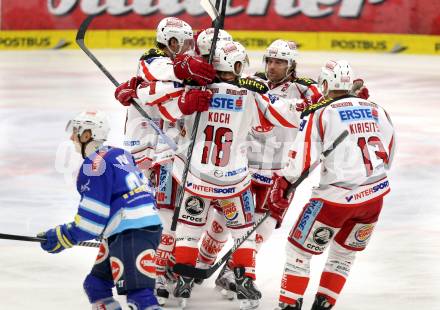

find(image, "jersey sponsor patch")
[110,257,124,282]
[186,181,236,195]
[344,222,376,249]
[345,180,389,202]
[136,249,156,278]
[184,196,205,216]
[338,106,377,123]
[210,94,243,112]
[94,242,109,265]
[293,200,323,244]
[222,201,239,222]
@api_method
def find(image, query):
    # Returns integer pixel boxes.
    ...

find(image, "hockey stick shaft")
[76,15,177,151]
[0,233,100,248]
[170,0,226,232]
[284,129,349,197]
[173,129,350,279]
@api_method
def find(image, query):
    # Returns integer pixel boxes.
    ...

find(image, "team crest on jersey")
[80,179,91,193]
[136,249,156,278]
[110,257,124,282]
[312,227,334,246]
[94,242,109,265]
[212,220,224,234]
[184,196,205,216]
[268,93,279,104]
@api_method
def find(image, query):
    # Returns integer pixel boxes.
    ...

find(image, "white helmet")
[156,17,194,54]
[214,41,248,76]
[318,60,354,94]
[196,28,233,56]
[263,39,298,67]
[65,110,110,142]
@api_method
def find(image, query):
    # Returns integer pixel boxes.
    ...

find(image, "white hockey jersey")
[282,95,395,205]
[248,77,321,176]
[124,50,184,168]
[156,80,300,199]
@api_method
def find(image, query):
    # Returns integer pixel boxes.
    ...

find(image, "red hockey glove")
[269,175,293,215]
[351,78,370,100]
[295,97,312,112]
[173,54,216,86]
[114,77,142,106]
[178,89,212,115]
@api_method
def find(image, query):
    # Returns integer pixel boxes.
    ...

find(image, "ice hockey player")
[198,39,320,298]
[114,16,215,306]
[38,110,163,310]
[269,60,395,309]
[133,40,301,310]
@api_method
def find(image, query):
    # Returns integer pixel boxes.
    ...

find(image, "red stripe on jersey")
[149,90,184,106]
[149,81,156,95]
[141,61,157,81]
[303,113,315,172]
[158,105,177,123]
[388,135,394,156]
[256,102,274,130]
[266,102,297,128]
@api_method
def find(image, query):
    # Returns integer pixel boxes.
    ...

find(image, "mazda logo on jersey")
[313,227,334,246]
[184,196,205,216]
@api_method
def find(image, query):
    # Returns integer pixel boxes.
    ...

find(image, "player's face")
[266,57,289,83]
[217,71,236,82]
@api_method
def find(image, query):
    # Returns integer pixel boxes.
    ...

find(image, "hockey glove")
[114,76,143,106]
[295,98,312,112]
[38,224,76,254]
[173,54,216,86]
[351,78,370,100]
[178,89,212,115]
[269,175,293,213]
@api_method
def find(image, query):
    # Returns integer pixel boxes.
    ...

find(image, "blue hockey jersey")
[68,146,161,242]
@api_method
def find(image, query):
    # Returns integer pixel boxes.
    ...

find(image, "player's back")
[288,95,395,205]
[76,146,161,238]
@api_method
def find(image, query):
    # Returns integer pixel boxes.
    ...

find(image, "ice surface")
[0,49,439,309]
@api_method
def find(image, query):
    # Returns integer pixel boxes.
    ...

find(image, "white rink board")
[0,50,439,309]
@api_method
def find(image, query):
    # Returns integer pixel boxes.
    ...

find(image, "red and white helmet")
[156,17,194,54]
[196,28,233,56]
[214,41,248,76]
[65,110,110,142]
[263,39,298,67]
[318,60,354,94]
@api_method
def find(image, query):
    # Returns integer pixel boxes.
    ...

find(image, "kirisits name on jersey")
[210,94,243,112]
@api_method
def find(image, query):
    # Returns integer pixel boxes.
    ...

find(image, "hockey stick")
[172,129,350,279]
[284,129,349,198]
[0,233,100,248]
[170,0,226,231]
[76,15,177,151]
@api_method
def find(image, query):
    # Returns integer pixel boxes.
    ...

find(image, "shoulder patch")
[235,77,269,94]
[301,95,357,118]
[139,48,167,61]
[294,77,317,86]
